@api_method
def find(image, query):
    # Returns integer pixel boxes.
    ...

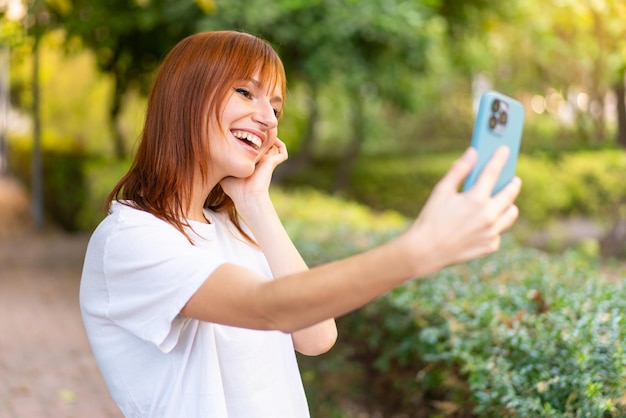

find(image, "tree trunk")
[615,67,626,148]
[31,33,44,230]
[333,88,365,193]
[590,92,606,144]
[110,73,127,159]
[273,82,320,183]
[0,47,8,176]
[600,200,626,258]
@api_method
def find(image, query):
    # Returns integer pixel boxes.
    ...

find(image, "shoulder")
[109,201,173,228]
[86,202,197,262]
[83,202,224,291]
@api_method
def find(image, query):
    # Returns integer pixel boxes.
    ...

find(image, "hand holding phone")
[462,91,525,195]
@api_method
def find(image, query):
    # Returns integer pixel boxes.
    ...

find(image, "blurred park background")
[1,0,626,417]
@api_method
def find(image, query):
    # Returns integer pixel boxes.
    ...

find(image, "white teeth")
[232,130,262,150]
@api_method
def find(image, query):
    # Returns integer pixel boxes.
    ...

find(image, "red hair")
[107,31,286,241]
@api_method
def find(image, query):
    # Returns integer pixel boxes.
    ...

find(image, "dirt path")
[0,176,121,417]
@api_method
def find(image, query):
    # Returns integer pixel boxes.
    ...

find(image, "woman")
[80,30,521,417]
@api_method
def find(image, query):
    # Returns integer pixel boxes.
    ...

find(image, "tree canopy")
[2,0,625,159]
[46,0,209,157]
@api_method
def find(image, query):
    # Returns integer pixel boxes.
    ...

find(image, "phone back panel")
[462,91,525,194]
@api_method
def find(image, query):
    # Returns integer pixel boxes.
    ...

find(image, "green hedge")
[385,243,626,417]
[8,142,88,232]
[274,190,626,417]
[286,149,626,227]
[517,151,626,224]
[8,138,626,236]
[275,190,626,418]
[7,141,130,232]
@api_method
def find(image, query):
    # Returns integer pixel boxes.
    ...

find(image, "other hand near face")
[220,137,288,211]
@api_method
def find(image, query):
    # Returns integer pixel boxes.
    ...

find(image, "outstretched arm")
[181,145,521,356]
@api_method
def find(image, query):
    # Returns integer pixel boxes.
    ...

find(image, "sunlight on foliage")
[195,0,216,14]
[271,187,409,266]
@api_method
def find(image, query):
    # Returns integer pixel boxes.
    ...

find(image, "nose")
[253,100,278,129]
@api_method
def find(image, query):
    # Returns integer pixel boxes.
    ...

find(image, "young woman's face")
[208,71,283,180]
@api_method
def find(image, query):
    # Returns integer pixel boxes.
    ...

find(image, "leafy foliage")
[201,0,434,102]
[8,137,88,231]
[284,149,626,231]
[9,144,625,249]
[44,0,208,156]
[50,0,205,92]
[271,186,409,266]
[286,205,626,417]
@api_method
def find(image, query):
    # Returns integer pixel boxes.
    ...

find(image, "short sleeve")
[101,211,221,353]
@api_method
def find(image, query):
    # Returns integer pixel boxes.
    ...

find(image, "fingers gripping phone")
[462,91,525,195]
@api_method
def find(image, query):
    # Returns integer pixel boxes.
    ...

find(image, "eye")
[234,87,252,99]
[273,108,281,118]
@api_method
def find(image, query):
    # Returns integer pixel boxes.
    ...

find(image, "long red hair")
[107,31,286,241]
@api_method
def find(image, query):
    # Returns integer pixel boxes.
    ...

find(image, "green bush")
[272,186,408,266]
[276,190,626,417]
[8,140,88,231]
[559,151,626,218]
[515,154,573,223]
[348,154,453,217]
[9,135,626,236]
[79,157,132,229]
[43,150,88,232]
[288,220,626,417]
[288,149,626,226]
[404,243,626,417]
[7,139,131,232]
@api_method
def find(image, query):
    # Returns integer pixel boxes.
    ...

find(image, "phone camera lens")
[500,111,508,125]
[491,99,500,112]
[489,116,498,129]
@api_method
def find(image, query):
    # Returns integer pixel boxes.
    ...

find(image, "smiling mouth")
[232,130,262,151]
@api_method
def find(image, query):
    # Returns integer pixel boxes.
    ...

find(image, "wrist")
[395,223,442,279]
[234,192,276,226]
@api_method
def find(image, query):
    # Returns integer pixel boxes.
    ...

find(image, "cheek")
[266,129,278,147]
[254,144,273,164]
[266,137,277,150]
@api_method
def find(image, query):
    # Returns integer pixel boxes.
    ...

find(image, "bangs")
[258,59,286,102]
[232,33,286,101]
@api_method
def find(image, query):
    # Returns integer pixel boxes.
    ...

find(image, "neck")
[188,208,210,224]
[187,174,219,224]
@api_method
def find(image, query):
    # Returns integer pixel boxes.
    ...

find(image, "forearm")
[239,193,419,320]
[241,193,308,277]
[182,236,415,336]
[238,192,338,354]
[255,234,416,333]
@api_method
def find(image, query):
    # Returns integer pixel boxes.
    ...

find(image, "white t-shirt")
[80,202,310,418]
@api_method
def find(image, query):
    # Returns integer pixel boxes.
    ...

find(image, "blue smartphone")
[462,90,525,195]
